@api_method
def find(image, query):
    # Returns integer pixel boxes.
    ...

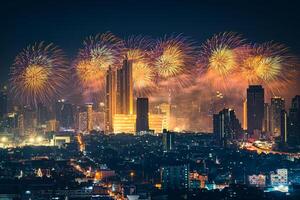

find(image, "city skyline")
[1,1,300,199]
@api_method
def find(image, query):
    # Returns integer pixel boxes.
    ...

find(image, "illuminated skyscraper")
[136,98,149,132]
[243,99,247,130]
[86,103,93,132]
[270,97,285,137]
[116,59,133,115]
[0,89,7,119]
[105,67,117,132]
[263,103,270,132]
[159,103,171,130]
[247,85,264,134]
[280,110,288,144]
[288,95,300,146]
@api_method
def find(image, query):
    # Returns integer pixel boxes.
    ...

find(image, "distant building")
[247,85,264,134]
[213,108,242,147]
[93,111,105,131]
[162,130,174,152]
[243,99,247,130]
[159,103,171,130]
[248,174,266,187]
[288,95,300,146]
[78,112,87,132]
[270,169,288,186]
[270,97,285,137]
[149,114,167,133]
[37,103,48,126]
[263,103,270,132]
[0,89,8,119]
[161,164,189,191]
[136,98,149,132]
[46,119,59,132]
[113,114,136,134]
[105,67,116,132]
[61,102,74,128]
[280,110,288,144]
[86,103,93,132]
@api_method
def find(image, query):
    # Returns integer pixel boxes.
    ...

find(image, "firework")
[152,34,196,81]
[198,32,246,77]
[241,42,297,92]
[76,32,124,82]
[125,36,155,96]
[9,42,68,106]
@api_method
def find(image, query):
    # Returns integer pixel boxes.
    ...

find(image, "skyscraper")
[37,103,48,126]
[247,85,264,134]
[105,67,116,132]
[213,108,242,147]
[0,89,8,119]
[263,103,270,132]
[136,98,149,132]
[86,103,93,132]
[270,97,285,137]
[243,99,247,130]
[288,95,300,146]
[61,102,74,128]
[116,59,133,115]
[280,110,288,144]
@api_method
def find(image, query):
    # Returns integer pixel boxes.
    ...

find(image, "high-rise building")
[37,103,48,126]
[270,97,285,137]
[149,114,167,133]
[86,103,93,132]
[263,103,270,132]
[105,67,117,132]
[213,108,242,147]
[159,103,171,130]
[116,59,133,115]
[247,85,264,134]
[136,98,149,132]
[78,112,87,132]
[61,102,74,128]
[55,99,65,122]
[288,95,300,146]
[163,130,174,152]
[0,89,7,119]
[93,111,105,131]
[243,99,247,130]
[280,110,288,144]
[161,164,189,191]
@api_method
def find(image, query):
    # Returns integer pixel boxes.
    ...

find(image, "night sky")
[1,0,300,83]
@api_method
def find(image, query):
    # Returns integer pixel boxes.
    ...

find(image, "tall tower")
[136,98,149,132]
[243,99,247,130]
[263,103,270,132]
[247,85,264,135]
[86,103,93,132]
[116,59,133,114]
[270,97,285,137]
[105,67,117,132]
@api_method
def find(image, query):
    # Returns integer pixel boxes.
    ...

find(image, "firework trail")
[9,42,69,106]
[75,32,124,99]
[125,35,155,97]
[151,34,197,89]
[240,42,298,94]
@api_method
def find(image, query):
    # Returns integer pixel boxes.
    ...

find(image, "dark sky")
[1,0,300,82]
